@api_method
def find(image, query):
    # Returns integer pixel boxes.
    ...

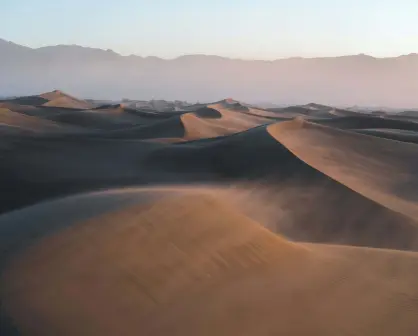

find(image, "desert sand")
[1,90,418,335]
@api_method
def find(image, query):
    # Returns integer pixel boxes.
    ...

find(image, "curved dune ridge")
[0,107,83,134]
[268,119,418,219]
[39,90,94,109]
[2,91,418,335]
[1,90,93,110]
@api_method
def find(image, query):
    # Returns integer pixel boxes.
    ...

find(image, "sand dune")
[85,104,271,141]
[2,189,418,335]
[42,96,91,109]
[1,90,93,110]
[144,124,418,250]
[0,102,83,118]
[266,105,352,118]
[397,110,418,117]
[328,108,367,117]
[0,108,64,133]
[40,90,93,109]
[2,91,418,335]
[0,95,49,107]
[268,119,418,219]
[314,115,418,131]
[180,105,270,140]
[355,128,418,144]
[44,109,145,130]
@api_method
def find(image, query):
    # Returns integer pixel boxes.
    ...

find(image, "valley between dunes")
[1,91,418,335]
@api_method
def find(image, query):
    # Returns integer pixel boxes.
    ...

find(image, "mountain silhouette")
[1,38,417,107]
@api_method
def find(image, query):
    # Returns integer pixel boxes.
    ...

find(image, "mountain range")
[1,38,417,107]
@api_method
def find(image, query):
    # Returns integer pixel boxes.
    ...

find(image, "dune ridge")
[1,90,93,110]
[268,119,418,219]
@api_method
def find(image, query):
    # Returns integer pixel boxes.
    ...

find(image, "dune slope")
[268,119,418,220]
[1,190,418,335]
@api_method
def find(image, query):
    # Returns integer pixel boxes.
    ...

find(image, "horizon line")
[2,37,418,62]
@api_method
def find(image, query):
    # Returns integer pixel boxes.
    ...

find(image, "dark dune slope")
[0,136,165,213]
[314,115,418,131]
[44,109,145,130]
[0,107,81,134]
[0,102,85,118]
[354,128,418,144]
[1,90,93,109]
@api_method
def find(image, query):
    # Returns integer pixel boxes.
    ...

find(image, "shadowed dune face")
[2,91,418,335]
[0,96,49,107]
[193,107,222,118]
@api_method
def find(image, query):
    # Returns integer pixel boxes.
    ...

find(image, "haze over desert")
[2,38,418,107]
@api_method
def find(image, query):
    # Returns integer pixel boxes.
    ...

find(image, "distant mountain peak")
[403,53,418,57]
[34,44,121,57]
[0,38,32,50]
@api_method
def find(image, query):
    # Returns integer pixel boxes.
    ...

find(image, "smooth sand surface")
[1,91,418,335]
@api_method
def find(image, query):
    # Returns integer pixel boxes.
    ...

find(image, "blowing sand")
[1,91,418,335]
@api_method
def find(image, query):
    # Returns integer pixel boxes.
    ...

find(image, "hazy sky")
[2,0,418,59]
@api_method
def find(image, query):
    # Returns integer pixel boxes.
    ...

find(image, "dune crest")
[268,119,418,220]
[1,90,93,110]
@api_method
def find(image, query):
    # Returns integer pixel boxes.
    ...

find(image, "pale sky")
[2,0,418,59]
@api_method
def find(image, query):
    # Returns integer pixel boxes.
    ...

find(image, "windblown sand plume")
[1,90,418,335]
